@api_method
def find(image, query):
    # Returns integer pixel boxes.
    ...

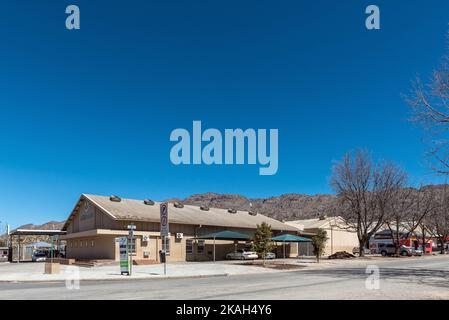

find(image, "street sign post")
[160,203,169,275]
[127,224,136,276]
[160,203,169,236]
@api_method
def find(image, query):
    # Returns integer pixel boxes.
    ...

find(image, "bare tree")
[408,33,449,174]
[385,187,414,254]
[386,186,435,255]
[330,150,406,256]
[427,185,449,253]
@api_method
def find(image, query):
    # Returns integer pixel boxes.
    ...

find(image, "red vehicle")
[370,231,433,254]
[398,239,432,254]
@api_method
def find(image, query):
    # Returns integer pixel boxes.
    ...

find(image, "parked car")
[402,246,423,256]
[260,252,276,259]
[226,249,258,260]
[379,244,422,257]
[352,247,371,255]
[32,251,47,262]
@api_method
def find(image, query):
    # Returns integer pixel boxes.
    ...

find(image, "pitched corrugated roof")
[285,217,348,231]
[71,194,298,232]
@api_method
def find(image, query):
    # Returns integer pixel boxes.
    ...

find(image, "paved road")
[1,255,449,299]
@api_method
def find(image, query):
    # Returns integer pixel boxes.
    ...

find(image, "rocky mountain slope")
[0,221,65,246]
[169,192,338,221]
[12,221,65,232]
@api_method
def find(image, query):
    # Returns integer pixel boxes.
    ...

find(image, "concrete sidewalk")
[0,261,284,282]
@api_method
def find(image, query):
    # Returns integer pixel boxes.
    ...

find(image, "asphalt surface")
[1,255,449,299]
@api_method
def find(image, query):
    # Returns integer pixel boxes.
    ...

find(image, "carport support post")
[213,236,216,262]
[163,236,167,275]
[17,234,20,263]
[283,241,286,259]
[50,236,54,263]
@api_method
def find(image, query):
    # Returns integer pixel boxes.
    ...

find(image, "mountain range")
[168,192,338,221]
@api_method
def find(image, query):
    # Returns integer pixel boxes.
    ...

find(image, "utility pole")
[127,223,136,276]
[163,236,167,275]
[6,224,10,247]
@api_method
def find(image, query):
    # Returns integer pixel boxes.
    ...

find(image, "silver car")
[32,252,47,262]
[226,249,258,260]
[261,252,276,259]
[352,247,371,255]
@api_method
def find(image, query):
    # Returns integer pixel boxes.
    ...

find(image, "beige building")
[61,194,299,262]
[285,217,359,256]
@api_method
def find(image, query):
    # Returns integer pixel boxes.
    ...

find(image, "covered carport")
[196,230,251,262]
[8,229,66,263]
[271,234,312,258]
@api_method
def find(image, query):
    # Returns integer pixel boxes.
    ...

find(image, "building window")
[85,240,88,248]
[186,240,193,254]
[80,241,83,248]
[162,238,170,255]
[91,240,94,247]
[74,241,78,248]
[197,240,205,254]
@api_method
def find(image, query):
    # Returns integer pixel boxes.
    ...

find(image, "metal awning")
[272,234,312,259]
[196,230,251,262]
[9,229,66,236]
[9,229,66,263]
[197,230,251,240]
[28,242,52,248]
[272,234,311,242]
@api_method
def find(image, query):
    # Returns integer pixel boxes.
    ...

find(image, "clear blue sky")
[0,1,448,228]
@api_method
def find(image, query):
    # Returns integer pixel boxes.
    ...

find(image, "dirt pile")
[328,251,356,259]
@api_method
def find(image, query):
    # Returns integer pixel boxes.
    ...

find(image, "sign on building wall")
[80,201,94,221]
[160,203,169,237]
[118,237,129,275]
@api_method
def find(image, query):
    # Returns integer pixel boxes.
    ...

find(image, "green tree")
[311,230,328,263]
[252,222,274,265]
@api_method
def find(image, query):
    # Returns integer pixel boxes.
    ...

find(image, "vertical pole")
[17,235,20,263]
[129,235,133,276]
[213,237,216,262]
[156,236,159,262]
[164,236,167,275]
[51,236,54,263]
[283,241,286,259]
[331,226,334,255]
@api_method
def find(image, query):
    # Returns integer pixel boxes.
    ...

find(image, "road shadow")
[298,267,449,289]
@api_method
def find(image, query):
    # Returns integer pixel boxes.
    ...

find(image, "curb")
[0,273,230,283]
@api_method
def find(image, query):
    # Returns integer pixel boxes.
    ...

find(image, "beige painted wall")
[324,228,359,255]
[67,199,116,234]
[66,235,116,260]
[301,227,358,256]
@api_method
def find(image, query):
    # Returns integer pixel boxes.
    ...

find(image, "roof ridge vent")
[144,199,155,206]
[110,195,121,202]
[174,202,184,209]
[200,205,210,211]
[228,208,237,214]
